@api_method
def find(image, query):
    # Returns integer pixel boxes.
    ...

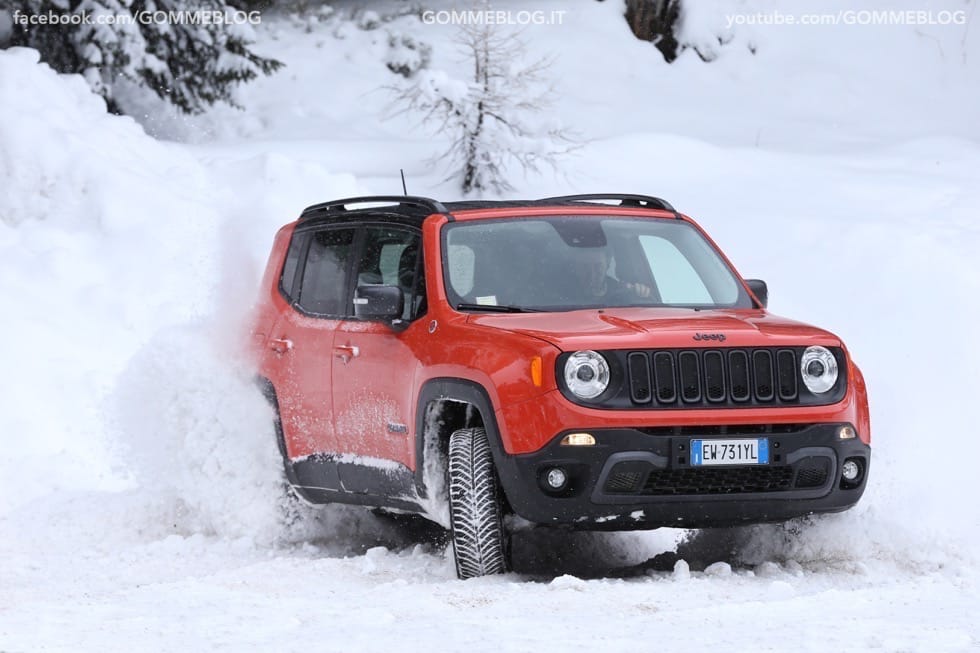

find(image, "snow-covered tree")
[385,33,431,78]
[2,0,282,114]
[390,19,576,195]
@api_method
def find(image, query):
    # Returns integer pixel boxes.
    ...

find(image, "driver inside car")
[572,246,653,302]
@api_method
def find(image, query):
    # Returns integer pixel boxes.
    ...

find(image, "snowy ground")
[1,1,979,651]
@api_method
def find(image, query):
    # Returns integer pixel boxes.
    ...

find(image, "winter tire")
[447,427,510,579]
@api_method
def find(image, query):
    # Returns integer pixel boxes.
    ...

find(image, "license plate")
[691,438,769,466]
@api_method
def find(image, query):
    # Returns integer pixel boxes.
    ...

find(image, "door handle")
[334,344,360,362]
[269,338,293,354]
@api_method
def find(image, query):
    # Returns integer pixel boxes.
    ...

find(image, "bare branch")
[386,13,579,194]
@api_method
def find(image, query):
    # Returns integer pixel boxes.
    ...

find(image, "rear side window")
[297,228,356,316]
[279,233,306,300]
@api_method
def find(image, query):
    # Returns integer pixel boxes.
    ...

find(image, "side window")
[279,232,306,300]
[297,228,356,316]
[357,227,423,320]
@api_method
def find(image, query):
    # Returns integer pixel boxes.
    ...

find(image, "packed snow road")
[2,495,976,652]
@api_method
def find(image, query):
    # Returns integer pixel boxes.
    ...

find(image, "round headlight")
[564,350,610,399]
[800,346,838,394]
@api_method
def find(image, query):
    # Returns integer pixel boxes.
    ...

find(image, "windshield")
[443,216,753,311]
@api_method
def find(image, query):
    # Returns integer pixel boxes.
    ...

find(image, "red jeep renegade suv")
[251,194,871,579]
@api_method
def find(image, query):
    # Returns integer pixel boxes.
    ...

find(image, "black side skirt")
[290,454,423,512]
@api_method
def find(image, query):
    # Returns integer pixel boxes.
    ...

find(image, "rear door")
[332,225,426,471]
[268,226,356,460]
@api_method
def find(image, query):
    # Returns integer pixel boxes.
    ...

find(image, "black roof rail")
[539,193,676,212]
[299,195,450,221]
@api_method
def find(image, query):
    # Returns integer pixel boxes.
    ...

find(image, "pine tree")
[3,0,282,115]
[390,20,576,195]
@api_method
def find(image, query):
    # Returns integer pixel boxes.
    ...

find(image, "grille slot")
[628,352,652,404]
[728,350,751,402]
[777,350,798,401]
[753,350,775,401]
[679,351,702,403]
[704,351,726,402]
[653,352,676,403]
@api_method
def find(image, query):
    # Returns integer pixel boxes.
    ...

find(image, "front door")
[332,225,426,471]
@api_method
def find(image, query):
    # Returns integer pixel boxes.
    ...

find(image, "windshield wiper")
[456,303,541,313]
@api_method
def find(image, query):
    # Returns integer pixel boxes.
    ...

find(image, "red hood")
[467,307,841,351]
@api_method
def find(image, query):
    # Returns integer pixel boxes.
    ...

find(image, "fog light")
[545,467,568,490]
[842,460,861,482]
[838,425,856,440]
[560,432,596,446]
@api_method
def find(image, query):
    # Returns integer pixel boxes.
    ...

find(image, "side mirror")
[744,279,768,309]
[354,285,404,322]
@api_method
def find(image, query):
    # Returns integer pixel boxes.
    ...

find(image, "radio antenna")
[400,169,408,195]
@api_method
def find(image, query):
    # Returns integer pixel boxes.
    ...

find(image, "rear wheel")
[447,427,510,579]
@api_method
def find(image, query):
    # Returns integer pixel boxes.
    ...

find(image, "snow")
[2,1,980,650]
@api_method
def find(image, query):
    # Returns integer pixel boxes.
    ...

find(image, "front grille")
[558,347,846,409]
[624,348,826,409]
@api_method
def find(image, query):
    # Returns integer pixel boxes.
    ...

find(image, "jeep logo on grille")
[693,333,727,342]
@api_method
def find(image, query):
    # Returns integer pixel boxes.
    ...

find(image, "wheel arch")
[414,378,507,501]
[255,375,300,486]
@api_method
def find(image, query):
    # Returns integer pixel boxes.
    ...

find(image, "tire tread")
[448,427,508,579]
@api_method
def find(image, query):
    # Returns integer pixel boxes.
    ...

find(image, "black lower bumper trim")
[492,424,870,529]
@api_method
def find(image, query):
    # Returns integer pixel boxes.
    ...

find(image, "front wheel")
[447,427,510,579]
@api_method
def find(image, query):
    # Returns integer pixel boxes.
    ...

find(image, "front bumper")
[492,423,870,529]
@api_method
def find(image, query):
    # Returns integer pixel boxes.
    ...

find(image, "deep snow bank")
[0,49,356,545]
[0,47,221,514]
